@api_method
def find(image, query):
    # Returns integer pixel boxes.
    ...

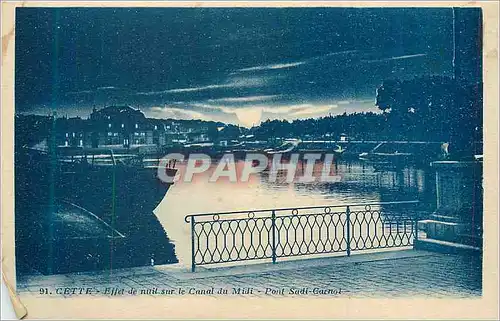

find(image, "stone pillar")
[433,161,483,221]
[418,161,483,248]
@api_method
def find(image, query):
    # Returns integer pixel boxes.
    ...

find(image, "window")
[108,132,112,136]
[141,132,146,136]
[113,132,118,137]
[154,125,158,130]
[108,123,111,128]
[135,124,138,129]
[65,133,69,138]
[79,140,83,146]
[72,132,75,137]
[121,124,124,128]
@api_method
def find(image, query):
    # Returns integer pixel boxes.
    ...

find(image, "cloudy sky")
[15,8,481,127]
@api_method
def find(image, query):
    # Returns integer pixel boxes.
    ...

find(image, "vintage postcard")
[1,1,499,319]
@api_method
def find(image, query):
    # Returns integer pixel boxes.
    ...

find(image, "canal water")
[154,160,437,266]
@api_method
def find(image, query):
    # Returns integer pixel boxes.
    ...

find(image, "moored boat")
[359,141,449,168]
[15,144,179,275]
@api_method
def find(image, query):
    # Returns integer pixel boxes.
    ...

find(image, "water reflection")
[155,160,436,266]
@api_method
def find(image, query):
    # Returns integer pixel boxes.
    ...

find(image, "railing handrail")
[184,200,419,222]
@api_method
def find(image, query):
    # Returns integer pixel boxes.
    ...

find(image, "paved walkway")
[17,250,482,298]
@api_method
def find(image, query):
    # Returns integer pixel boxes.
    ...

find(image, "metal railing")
[185,200,420,272]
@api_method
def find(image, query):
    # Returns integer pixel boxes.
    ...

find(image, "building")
[88,105,153,147]
[55,116,88,148]
[48,105,219,150]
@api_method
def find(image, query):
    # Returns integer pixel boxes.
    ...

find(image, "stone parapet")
[418,160,483,251]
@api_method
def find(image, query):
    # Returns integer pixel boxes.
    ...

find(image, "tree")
[376,76,483,158]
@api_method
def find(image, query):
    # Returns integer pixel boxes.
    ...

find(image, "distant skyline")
[16,7,482,127]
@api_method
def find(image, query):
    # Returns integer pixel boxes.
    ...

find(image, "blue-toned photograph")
[15,7,483,299]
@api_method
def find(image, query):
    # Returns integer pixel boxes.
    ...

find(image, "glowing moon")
[234,107,263,127]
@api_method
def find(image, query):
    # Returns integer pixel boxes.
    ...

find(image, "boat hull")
[58,164,173,227]
[15,149,179,275]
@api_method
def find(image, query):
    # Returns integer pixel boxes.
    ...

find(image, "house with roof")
[89,105,157,148]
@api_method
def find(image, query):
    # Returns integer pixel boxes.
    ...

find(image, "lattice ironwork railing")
[185,201,419,272]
